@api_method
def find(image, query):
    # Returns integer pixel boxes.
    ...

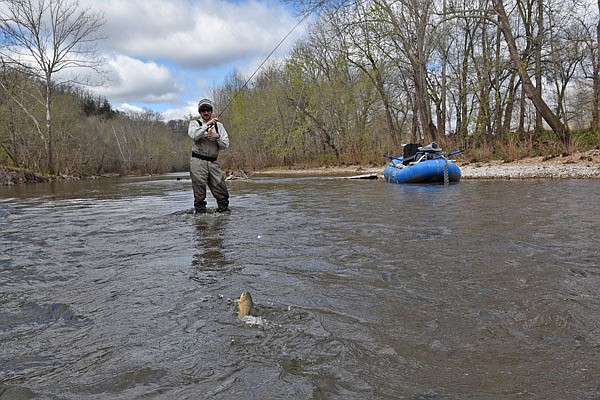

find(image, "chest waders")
[190,121,229,213]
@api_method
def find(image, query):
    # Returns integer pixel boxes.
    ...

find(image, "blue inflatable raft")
[384,143,462,184]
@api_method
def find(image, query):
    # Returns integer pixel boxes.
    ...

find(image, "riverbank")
[253,149,600,180]
[2,150,599,185]
[0,166,102,186]
[0,166,52,185]
[459,155,600,179]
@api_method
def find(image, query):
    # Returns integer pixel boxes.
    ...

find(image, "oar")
[387,150,463,159]
[384,155,402,160]
[433,149,465,160]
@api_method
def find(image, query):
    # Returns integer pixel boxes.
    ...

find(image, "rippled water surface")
[1,174,599,399]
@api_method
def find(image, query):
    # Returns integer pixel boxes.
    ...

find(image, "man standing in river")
[188,98,230,214]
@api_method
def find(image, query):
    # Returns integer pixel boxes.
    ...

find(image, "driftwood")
[342,173,379,180]
[225,170,250,181]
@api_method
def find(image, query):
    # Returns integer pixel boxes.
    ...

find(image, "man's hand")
[207,129,220,140]
[205,117,220,139]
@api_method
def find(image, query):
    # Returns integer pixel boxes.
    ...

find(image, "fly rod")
[217,0,328,118]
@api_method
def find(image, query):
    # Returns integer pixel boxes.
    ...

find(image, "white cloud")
[116,103,147,114]
[90,54,182,103]
[160,101,198,122]
[76,0,308,120]
[91,0,301,69]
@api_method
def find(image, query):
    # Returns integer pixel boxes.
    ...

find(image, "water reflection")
[190,214,234,284]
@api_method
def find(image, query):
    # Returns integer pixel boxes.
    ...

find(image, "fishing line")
[217,1,327,118]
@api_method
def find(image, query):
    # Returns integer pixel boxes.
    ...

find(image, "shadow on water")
[1,176,599,399]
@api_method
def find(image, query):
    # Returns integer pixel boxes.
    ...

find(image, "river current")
[1,174,599,399]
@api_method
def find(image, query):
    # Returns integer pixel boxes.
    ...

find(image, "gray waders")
[190,157,229,213]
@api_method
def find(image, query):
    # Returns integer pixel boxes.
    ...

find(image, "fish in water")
[236,291,258,317]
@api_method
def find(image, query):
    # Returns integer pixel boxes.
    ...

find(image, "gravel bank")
[459,163,600,179]
[459,150,600,179]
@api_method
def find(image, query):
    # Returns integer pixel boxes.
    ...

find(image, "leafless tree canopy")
[1,0,105,172]
[216,0,599,168]
[1,0,105,83]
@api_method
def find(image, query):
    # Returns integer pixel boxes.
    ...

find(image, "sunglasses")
[200,108,213,113]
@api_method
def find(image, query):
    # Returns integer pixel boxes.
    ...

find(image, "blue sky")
[80,0,310,121]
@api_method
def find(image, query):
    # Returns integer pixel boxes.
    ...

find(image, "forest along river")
[1,174,599,399]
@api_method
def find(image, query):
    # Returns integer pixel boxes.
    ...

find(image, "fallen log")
[342,173,379,180]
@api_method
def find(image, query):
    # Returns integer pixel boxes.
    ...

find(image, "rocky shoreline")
[448,150,599,179]
[458,162,600,179]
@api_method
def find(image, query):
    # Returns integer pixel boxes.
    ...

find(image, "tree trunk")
[502,71,519,136]
[518,85,526,132]
[534,0,544,133]
[493,25,503,137]
[457,27,472,137]
[413,63,437,143]
[46,78,54,174]
[592,0,600,132]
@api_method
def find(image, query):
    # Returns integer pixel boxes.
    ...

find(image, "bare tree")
[332,2,404,147]
[595,0,600,132]
[578,0,600,132]
[0,0,104,173]
[492,0,570,144]
[534,0,544,133]
[374,0,439,143]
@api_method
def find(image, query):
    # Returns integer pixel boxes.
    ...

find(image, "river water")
[1,174,599,399]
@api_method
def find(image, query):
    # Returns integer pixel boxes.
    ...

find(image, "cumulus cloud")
[116,103,147,114]
[89,0,301,69]
[160,101,199,122]
[90,54,182,103]
[76,0,308,120]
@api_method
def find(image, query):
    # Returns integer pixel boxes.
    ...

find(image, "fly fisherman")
[188,99,230,214]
